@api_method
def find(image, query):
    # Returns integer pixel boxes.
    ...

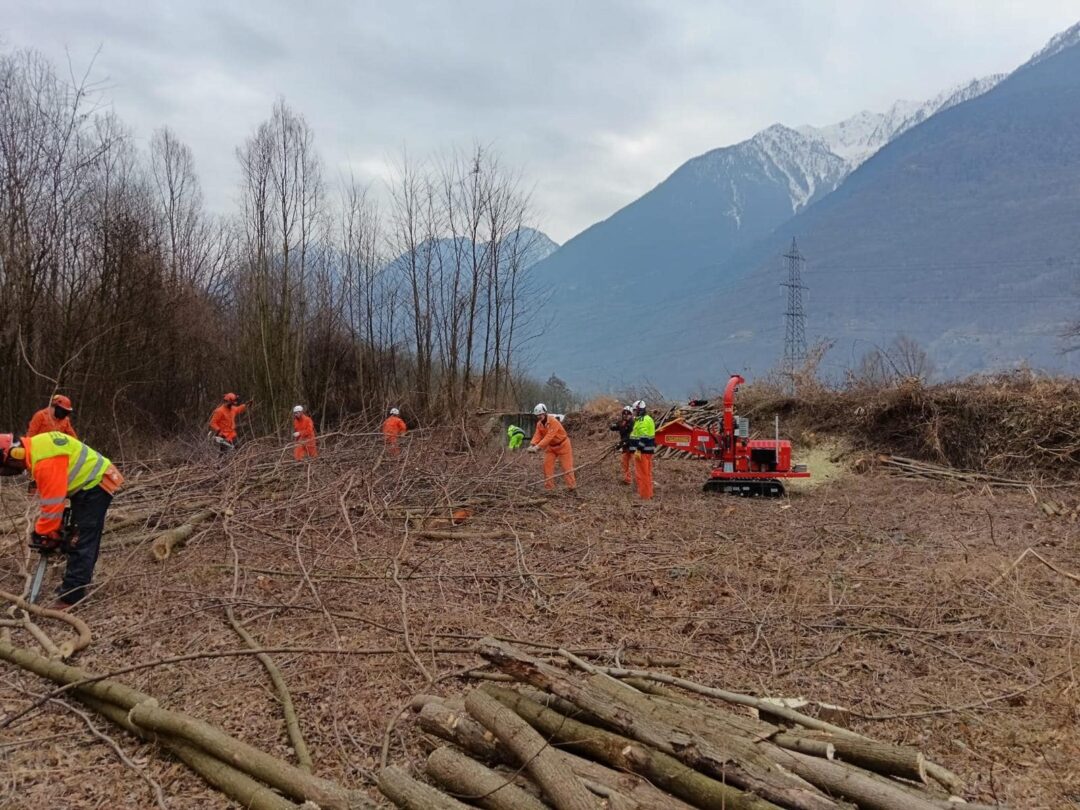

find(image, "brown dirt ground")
[0,423,1078,809]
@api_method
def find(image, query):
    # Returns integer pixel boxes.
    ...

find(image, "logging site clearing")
[2,378,1080,809]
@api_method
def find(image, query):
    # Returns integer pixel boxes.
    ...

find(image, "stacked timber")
[382,637,989,810]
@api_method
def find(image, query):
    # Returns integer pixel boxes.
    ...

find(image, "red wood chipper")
[654,374,809,496]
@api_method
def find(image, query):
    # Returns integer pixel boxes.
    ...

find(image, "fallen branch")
[20,614,61,659]
[152,509,215,561]
[993,546,1080,587]
[0,588,92,658]
[76,694,299,810]
[225,607,313,773]
[128,699,357,809]
[414,530,513,542]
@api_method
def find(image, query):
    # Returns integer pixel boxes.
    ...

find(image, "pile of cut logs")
[385,638,991,810]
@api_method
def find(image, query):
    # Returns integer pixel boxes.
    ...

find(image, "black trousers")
[58,485,112,604]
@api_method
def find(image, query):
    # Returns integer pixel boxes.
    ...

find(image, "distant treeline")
[0,47,546,450]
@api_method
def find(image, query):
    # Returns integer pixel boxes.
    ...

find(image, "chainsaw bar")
[28,553,49,604]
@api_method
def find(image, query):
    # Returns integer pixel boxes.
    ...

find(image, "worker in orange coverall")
[528,403,576,491]
[209,393,249,451]
[382,408,407,456]
[28,394,77,438]
[291,405,317,460]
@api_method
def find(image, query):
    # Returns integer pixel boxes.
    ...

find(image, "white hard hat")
[292,405,304,414]
[622,404,633,412]
[633,400,646,410]
[390,407,400,416]
[532,403,547,416]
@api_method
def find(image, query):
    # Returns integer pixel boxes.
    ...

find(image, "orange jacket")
[27,407,77,439]
[293,414,316,441]
[210,403,246,442]
[382,415,407,438]
[531,416,569,450]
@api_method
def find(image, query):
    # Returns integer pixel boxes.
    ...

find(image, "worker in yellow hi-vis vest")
[0,432,123,608]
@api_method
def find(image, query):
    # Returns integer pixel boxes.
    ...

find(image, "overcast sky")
[4,1,1078,242]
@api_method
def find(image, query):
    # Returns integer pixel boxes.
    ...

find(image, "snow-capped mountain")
[528,21,1080,393]
[799,75,1004,169]
[691,124,849,220]
[1026,20,1080,66]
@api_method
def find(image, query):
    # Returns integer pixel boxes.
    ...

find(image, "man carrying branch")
[209,393,251,452]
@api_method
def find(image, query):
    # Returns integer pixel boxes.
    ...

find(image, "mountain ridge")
[530,21,1080,394]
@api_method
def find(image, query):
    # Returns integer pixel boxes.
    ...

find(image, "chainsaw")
[28,506,76,604]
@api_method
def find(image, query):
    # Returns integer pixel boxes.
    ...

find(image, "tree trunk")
[420,693,693,810]
[762,746,942,810]
[476,638,836,810]
[152,509,215,560]
[77,695,299,810]
[425,746,548,810]
[128,700,351,809]
[785,733,925,783]
[378,765,474,809]
[416,699,514,766]
[483,684,781,810]
[464,688,599,810]
[0,640,371,809]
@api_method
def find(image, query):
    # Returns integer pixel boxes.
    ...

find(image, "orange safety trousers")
[634,453,653,499]
[294,440,318,461]
[620,451,633,484]
[543,444,576,490]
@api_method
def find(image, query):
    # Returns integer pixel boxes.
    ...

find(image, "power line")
[781,238,807,394]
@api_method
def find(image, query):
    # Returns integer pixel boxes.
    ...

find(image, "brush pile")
[667,373,1080,479]
[390,637,982,810]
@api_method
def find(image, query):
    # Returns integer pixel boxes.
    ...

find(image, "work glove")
[293,432,300,438]
[527,445,539,454]
[634,450,642,458]
[30,531,62,552]
[26,479,37,494]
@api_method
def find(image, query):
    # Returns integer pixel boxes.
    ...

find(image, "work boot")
[48,599,73,612]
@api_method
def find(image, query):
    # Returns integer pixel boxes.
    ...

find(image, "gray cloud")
[4,0,1077,241]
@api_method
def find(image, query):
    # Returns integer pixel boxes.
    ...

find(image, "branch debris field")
[1,410,1077,808]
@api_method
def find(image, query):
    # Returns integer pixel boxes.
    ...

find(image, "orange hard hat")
[451,508,471,525]
[51,394,73,412]
[224,393,239,404]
